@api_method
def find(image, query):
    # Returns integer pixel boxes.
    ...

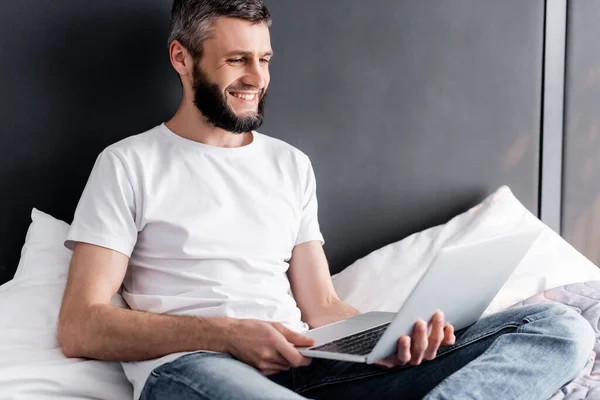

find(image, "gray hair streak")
[168,0,272,60]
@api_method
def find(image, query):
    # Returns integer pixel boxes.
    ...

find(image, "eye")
[227,59,244,64]
[260,58,270,64]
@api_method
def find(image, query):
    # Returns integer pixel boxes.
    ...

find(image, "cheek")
[212,68,239,91]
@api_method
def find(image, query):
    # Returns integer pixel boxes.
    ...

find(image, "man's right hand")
[225,319,316,376]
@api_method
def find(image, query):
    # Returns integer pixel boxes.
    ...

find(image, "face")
[191,17,272,134]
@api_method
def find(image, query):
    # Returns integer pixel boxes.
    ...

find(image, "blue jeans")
[140,302,595,399]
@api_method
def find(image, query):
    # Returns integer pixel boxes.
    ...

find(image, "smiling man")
[57,1,595,399]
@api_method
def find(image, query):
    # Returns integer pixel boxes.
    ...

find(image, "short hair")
[168,0,272,60]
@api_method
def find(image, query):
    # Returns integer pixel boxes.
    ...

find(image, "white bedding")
[0,278,132,399]
[0,210,132,399]
[2,186,599,399]
[512,281,600,400]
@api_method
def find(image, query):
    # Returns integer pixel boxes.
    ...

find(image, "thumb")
[374,357,396,369]
[274,324,316,346]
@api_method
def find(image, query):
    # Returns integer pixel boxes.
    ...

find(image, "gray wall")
[0,0,180,283]
[1,0,582,283]
[265,0,544,273]
[562,0,600,266]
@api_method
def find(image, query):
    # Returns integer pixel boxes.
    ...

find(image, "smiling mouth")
[228,91,259,102]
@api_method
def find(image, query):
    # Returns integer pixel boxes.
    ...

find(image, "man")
[58,1,595,399]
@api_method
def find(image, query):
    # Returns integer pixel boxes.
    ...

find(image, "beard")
[191,63,267,134]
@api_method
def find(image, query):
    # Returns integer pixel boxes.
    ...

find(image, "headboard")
[0,0,546,284]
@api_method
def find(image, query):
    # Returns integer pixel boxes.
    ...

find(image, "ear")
[169,40,194,79]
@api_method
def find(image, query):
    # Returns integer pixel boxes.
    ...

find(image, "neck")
[165,98,253,148]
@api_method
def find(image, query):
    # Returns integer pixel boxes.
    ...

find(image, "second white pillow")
[331,186,600,318]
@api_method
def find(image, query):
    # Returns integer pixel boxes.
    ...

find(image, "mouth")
[227,91,260,103]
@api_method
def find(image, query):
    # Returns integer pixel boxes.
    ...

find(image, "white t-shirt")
[65,123,325,399]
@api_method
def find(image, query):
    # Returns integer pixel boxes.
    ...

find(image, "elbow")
[57,313,87,358]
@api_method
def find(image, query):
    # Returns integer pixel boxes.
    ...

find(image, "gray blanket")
[510,281,600,399]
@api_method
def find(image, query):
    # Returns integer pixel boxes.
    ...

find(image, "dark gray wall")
[0,1,180,284]
[264,0,544,273]
[0,0,545,283]
[562,0,600,266]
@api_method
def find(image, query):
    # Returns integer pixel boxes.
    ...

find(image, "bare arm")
[58,242,315,374]
[287,240,359,329]
[58,242,234,361]
[304,298,360,329]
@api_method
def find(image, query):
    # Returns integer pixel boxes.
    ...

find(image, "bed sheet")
[511,281,600,399]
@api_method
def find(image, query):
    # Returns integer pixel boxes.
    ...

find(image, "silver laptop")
[297,228,542,364]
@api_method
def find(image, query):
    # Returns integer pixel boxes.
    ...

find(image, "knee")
[536,303,595,374]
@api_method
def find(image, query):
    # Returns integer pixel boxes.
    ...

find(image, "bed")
[1,0,599,399]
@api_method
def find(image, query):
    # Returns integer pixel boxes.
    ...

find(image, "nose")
[242,59,267,90]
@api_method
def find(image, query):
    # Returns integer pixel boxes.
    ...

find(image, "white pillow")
[332,186,600,318]
[0,209,132,399]
[13,208,72,282]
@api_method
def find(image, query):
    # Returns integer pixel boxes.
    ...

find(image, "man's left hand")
[374,311,456,368]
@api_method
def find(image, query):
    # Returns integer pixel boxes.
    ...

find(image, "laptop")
[296,228,542,364]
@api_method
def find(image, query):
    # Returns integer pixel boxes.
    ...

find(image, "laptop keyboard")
[310,323,391,356]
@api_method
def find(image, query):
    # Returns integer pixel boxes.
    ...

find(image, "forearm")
[306,299,360,329]
[59,303,235,361]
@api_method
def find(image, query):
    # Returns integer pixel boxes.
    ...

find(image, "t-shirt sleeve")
[294,156,325,247]
[64,149,138,257]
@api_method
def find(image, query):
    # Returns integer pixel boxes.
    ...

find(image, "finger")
[275,338,311,368]
[423,312,444,361]
[396,335,411,364]
[274,324,316,347]
[442,324,456,346]
[258,361,291,372]
[299,356,312,367]
[410,320,428,366]
[374,356,396,369]
[261,369,282,376]
[265,351,291,367]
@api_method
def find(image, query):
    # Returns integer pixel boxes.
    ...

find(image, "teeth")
[231,92,256,101]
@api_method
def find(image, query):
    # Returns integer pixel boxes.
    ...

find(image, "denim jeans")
[140,302,595,400]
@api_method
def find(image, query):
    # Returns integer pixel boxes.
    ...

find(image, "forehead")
[205,17,271,56]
